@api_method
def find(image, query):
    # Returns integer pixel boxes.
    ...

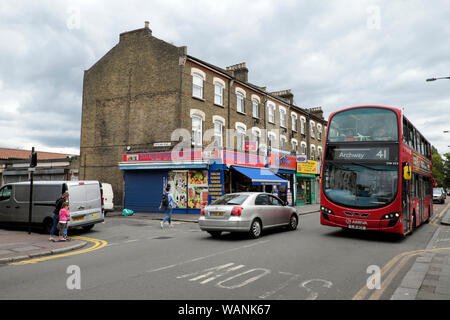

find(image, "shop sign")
[268,153,296,170]
[297,155,308,163]
[208,170,224,203]
[123,150,220,162]
[153,142,172,147]
[297,160,318,175]
[222,150,265,167]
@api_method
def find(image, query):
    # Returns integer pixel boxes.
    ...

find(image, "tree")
[432,146,444,187]
[443,152,450,190]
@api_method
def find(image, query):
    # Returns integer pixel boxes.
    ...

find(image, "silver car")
[433,188,445,204]
[198,192,299,239]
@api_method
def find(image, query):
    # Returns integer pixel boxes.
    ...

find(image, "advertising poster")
[188,170,209,209]
[208,170,224,204]
[168,171,187,208]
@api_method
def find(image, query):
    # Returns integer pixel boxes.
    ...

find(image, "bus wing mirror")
[403,165,411,181]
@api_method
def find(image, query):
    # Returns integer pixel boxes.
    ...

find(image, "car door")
[268,195,287,225]
[254,194,274,227]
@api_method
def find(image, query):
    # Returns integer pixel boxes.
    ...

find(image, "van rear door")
[68,182,103,226]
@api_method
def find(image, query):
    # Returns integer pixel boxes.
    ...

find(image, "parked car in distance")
[101,182,114,213]
[198,192,299,239]
[433,187,445,204]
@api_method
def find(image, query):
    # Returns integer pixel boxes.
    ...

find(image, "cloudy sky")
[1,0,450,155]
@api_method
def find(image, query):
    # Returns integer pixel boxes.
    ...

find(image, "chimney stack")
[226,62,249,82]
[308,107,324,119]
[144,21,150,29]
[271,89,294,105]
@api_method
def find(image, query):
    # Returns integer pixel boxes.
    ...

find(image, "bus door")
[402,175,410,234]
[419,176,424,224]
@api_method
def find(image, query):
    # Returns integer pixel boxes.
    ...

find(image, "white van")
[101,182,114,212]
[0,181,104,233]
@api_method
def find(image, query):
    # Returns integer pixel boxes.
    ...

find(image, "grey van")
[0,181,104,233]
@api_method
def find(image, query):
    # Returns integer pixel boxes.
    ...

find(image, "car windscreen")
[211,194,249,205]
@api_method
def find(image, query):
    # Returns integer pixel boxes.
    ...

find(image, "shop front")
[222,150,289,198]
[119,150,220,213]
[296,160,318,205]
[268,153,297,206]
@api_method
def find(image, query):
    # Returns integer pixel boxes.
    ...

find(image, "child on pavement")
[58,202,70,241]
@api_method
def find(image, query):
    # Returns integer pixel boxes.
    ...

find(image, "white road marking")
[146,240,269,274]
[259,272,301,299]
[216,268,271,289]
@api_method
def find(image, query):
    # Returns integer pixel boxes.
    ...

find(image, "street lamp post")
[426,76,450,82]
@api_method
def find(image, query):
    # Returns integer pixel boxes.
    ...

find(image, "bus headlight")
[381,212,401,227]
[382,213,401,220]
[321,206,335,221]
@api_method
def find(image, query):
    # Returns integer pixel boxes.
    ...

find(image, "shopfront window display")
[168,170,209,210]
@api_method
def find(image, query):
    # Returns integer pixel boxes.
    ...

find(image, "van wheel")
[249,219,262,239]
[82,225,94,232]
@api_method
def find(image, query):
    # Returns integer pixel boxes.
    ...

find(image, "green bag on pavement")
[122,209,134,216]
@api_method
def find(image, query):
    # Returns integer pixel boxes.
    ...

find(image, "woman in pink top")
[58,202,70,241]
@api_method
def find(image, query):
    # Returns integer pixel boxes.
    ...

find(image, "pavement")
[1,202,450,300]
[391,204,450,300]
[0,229,88,265]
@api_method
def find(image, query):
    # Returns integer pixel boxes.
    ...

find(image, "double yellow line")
[10,236,108,266]
[353,202,450,300]
[430,202,450,226]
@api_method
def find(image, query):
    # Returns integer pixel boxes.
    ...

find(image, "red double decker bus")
[320,105,433,235]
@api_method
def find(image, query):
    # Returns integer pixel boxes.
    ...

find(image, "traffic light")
[30,150,37,168]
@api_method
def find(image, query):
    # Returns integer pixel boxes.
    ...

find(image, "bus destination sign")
[333,147,391,161]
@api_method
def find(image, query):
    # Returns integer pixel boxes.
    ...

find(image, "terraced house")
[80,21,327,213]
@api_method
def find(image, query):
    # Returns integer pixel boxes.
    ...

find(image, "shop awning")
[232,166,288,186]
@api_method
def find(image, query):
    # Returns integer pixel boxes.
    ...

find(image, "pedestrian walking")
[58,202,70,241]
[49,191,68,241]
[159,186,176,228]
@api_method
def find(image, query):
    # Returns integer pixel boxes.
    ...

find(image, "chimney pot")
[145,21,150,29]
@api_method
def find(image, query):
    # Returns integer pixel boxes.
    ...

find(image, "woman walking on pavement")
[159,186,176,228]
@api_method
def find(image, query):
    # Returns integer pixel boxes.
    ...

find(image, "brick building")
[80,22,327,212]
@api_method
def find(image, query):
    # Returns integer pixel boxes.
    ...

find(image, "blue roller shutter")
[124,170,167,213]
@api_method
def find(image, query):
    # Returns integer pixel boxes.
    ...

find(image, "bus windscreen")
[323,163,398,209]
[327,108,399,142]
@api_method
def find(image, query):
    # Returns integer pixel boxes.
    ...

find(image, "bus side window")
[407,123,413,149]
[402,118,408,145]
